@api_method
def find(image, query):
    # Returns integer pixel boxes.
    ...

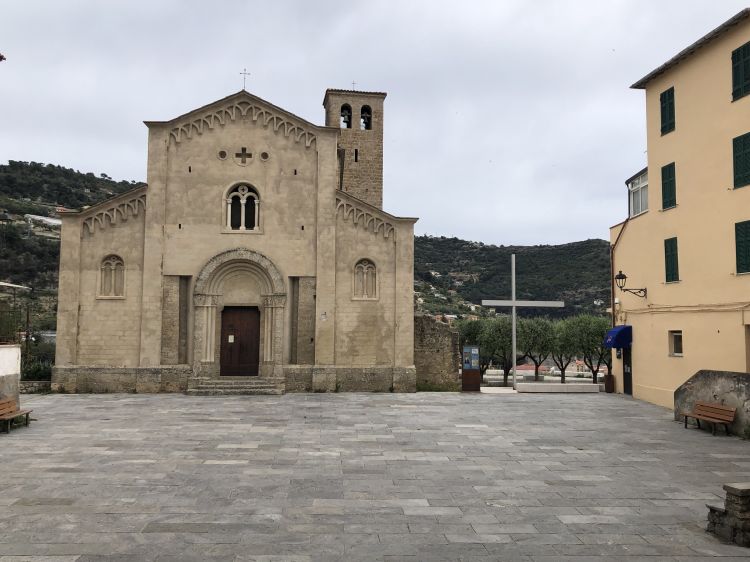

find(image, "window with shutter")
[664,237,679,283]
[736,220,750,274]
[734,132,750,189]
[661,163,676,209]
[732,42,750,102]
[660,87,675,134]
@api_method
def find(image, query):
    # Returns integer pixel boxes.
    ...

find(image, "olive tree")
[569,315,610,382]
[550,318,578,383]
[518,317,554,381]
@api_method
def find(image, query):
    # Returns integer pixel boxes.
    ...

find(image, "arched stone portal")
[192,248,286,378]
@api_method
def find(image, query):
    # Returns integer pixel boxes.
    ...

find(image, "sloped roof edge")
[631,9,750,89]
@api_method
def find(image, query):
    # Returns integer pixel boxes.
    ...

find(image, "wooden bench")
[681,401,736,435]
[0,397,32,433]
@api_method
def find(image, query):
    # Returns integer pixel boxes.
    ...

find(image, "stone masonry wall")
[323,91,385,209]
[161,275,180,364]
[52,366,192,394]
[19,381,51,393]
[414,315,460,391]
[674,370,750,435]
[296,277,316,364]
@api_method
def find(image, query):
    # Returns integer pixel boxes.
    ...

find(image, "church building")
[52,89,418,394]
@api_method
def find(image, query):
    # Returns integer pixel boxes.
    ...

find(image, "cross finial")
[351,81,357,90]
[240,68,251,90]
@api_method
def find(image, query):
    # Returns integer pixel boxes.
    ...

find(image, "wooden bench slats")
[681,401,736,435]
[0,397,33,433]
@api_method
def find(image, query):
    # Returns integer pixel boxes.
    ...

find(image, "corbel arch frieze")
[335,196,396,240]
[82,193,146,236]
[168,100,317,149]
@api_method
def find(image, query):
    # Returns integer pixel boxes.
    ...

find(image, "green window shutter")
[660,87,675,134]
[734,132,750,189]
[736,220,750,274]
[664,237,679,282]
[661,162,676,209]
[733,42,750,101]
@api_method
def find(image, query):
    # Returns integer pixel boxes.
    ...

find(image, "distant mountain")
[414,236,610,317]
[0,161,611,318]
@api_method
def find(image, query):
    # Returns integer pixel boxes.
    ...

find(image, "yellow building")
[610,9,750,409]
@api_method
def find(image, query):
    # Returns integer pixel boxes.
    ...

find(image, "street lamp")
[614,270,647,298]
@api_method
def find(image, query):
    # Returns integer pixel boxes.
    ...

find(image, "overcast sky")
[1,1,747,245]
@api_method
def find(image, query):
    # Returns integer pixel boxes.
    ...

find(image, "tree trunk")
[560,368,566,384]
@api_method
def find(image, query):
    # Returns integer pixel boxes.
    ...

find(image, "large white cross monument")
[482,254,564,388]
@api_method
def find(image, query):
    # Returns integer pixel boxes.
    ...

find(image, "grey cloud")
[0,0,746,244]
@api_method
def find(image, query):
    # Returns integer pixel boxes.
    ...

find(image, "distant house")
[24,214,61,229]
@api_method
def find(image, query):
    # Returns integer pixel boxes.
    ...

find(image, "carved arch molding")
[82,193,146,236]
[169,100,317,149]
[192,248,287,373]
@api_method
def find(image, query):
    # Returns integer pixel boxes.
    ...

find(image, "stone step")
[186,388,284,396]
[187,378,284,387]
[190,381,284,388]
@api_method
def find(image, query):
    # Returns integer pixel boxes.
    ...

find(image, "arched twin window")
[353,259,377,300]
[226,184,259,231]
[340,104,372,130]
[100,255,125,297]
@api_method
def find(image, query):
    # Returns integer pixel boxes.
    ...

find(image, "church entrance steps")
[186,376,285,396]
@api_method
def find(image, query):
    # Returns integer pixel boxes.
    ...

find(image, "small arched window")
[340,104,352,129]
[225,184,259,231]
[100,255,125,297]
[353,259,377,300]
[360,105,372,130]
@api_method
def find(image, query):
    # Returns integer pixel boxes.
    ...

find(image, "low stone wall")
[516,383,600,393]
[674,370,750,436]
[414,315,460,391]
[19,380,51,394]
[0,344,21,404]
[284,365,313,392]
[707,483,750,546]
[52,365,192,393]
[51,364,417,394]
[286,366,416,393]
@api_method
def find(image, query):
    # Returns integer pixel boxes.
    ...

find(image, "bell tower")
[323,89,386,209]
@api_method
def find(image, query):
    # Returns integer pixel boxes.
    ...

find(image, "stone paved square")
[1,392,749,561]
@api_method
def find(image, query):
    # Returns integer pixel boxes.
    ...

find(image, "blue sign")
[462,345,480,371]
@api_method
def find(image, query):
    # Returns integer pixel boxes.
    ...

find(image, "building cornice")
[631,9,750,89]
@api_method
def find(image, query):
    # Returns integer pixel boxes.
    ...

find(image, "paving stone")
[2,392,749,559]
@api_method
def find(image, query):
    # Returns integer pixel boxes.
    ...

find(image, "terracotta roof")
[631,9,750,89]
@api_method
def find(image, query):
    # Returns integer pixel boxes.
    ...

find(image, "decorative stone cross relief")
[235,147,252,165]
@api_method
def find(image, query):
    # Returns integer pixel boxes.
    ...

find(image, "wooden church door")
[220,307,260,376]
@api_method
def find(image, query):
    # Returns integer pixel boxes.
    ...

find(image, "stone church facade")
[52,89,418,394]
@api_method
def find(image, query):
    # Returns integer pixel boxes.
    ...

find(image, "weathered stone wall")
[291,366,416,393]
[414,315,460,391]
[161,275,180,364]
[291,277,316,364]
[19,381,51,394]
[284,365,313,392]
[74,208,145,367]
[52,366,191,394]
[674,370,750,435]
[323,90,385,209]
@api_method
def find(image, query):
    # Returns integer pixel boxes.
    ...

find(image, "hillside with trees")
[415,236,610,317]
[0,161,611,318]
